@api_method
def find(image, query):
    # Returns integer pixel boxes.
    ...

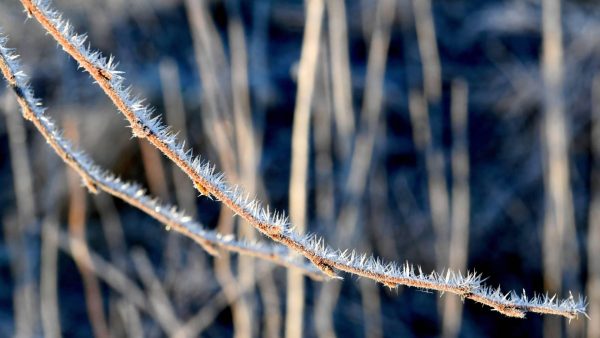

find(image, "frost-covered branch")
[18,0,587,319]
[0,34,325,280]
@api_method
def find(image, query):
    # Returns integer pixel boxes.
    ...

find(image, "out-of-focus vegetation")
[0,0,599,337]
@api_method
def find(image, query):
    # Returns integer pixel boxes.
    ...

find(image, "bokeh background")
[0,0,599,337]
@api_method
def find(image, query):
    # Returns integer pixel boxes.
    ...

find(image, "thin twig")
[227,1,261,337]
[541,0,581,334]
[131,248,182,335]
[315,0,395,334]
[15,0,587,319]
[64,117,110,338]
[185,1,254,336]
[286,1,325,337]
[40,216,62,338]
[1,90,39,337]
[408,89,450,272]
[411,0,442,102]
[442,79,470,338]
[115,300,144,338]
[587,76,600,338]
[326,0,355,158]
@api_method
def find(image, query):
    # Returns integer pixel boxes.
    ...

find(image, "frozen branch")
[15,0,588,319]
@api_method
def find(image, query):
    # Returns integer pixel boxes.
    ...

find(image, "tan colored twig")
[408,89,450,271]
[131,249,182,335]
[316,0,395,335]
[138,138,170,201]
[159,58,197,216]
[40,216,62,338]
[64,118,110,338]
[185,1,255,336]
[541,0,581,334]
[228,0,262,335]
[587,76,600,338]
[0,36,325,281]
[411,0,442,102]
[326,0,355,158]
[313,26,337,338]
[115,300,144,338]
[15,0,587,319]
[2,91,40,337]
[286,1,325,337]
[442,79,470,338]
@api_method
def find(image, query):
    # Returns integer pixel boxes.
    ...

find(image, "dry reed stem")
[314,0,395,334]
[349,2,396,335]
[65,118,110,338]
[158,57,203,309]
[326,0,355,158]
[139,138,170,201]
[39,216,62,338]
[360,278,383,338]
[115,300,144,338]
[131,249,182,335]
[411,0,442,102]
[185,2,254,336]
[184,0,236,177]
[2,216,39,337]
[159,58,197,216]
[541,0,581,334]
[442,79,470,338]
[1,93,39,337]
[408,89,451,272]
[0,38,325,281]
[225,2,282,333]
[286,0,325,337]
[312,35,337,338]
[16,0,587,320]
[227,2,260,335]
[587,76,600,338]
[93,193,128,271]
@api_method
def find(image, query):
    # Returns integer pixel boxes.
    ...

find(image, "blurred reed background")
[0,0,599,337]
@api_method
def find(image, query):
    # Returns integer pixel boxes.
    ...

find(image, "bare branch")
[13,0,588,319]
